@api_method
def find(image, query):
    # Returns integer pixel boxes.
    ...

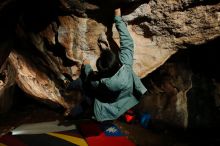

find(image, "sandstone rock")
[139,61,192,128]
[0,0,220,122]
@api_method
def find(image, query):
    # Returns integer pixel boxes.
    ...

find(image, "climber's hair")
[96,50,121,78]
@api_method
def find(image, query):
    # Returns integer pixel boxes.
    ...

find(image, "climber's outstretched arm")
[114,8,134,67]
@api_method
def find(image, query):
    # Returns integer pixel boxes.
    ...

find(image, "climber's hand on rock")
[114,8,121,17]
[83,59,90,65]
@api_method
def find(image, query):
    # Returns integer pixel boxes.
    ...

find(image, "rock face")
[0,0,220,127]
[139,60,192,128]
[0,61,16,114]
[139,37,220,129]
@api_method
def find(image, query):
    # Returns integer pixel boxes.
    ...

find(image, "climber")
[64,7,147,122]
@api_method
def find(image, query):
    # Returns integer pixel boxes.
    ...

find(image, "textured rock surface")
[0,61,16,114]
[139,60,192,128]
[124,1,220,48]
[139,37,220,128]
[0,0,220,126]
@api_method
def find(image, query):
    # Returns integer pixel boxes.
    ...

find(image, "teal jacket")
[82,16,147,121]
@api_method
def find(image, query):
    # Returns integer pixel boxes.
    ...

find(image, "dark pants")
[66,78,93,117]
[66,78,83,91]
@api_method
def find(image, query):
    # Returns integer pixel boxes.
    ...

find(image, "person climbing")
[63,7,147,122]
[81,7,147,122]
